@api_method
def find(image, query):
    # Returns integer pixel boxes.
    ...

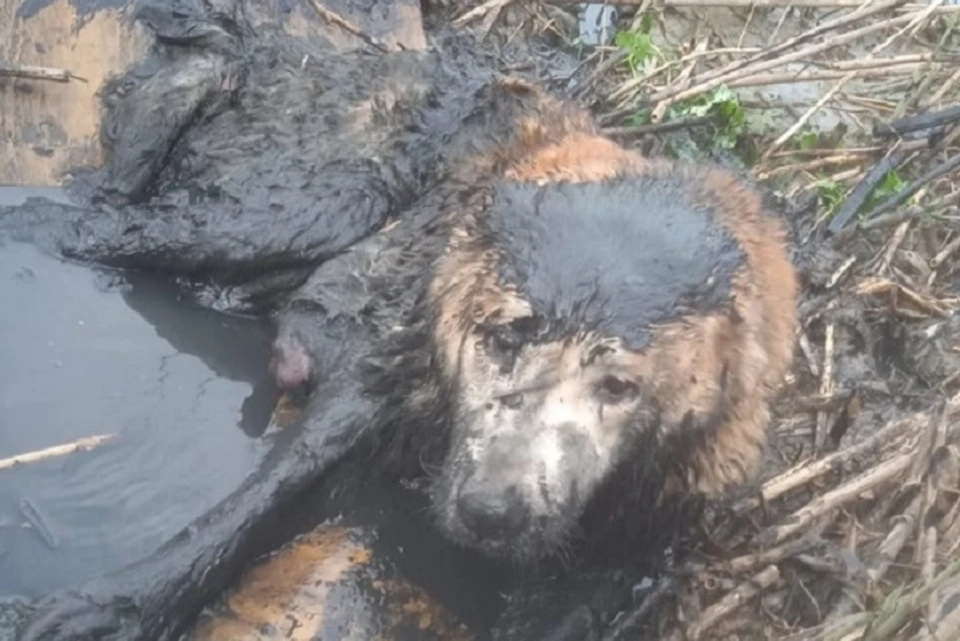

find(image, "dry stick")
[757,450,916,547]
[862,560,960,641]
[761,71,855,162]
[602,115,712,136]
[865,154,960,220]
[826,256,858,289]
[649,0,908,107]
[599,575,679,641]
[926,67,960,107]
[874,220,912,275]
[856,206,925,236]
[922,527,938,628]
[828,152,907,235]
[757,154,866,181]
[930,233,960,269]
[729,60,917,85]
[762,3,934,162]
[731,412,926,515]
[736,1,756,49]
[664,0,898,5]
[454,0,509,26]
[882,0,949,51]
[944,502,960,557]
[690,537,821,576]
[766,4,790,47]
[686,565,781,641]
[815,323,837,453]
[769,139,929,159]
[0,434,116,471]
[610,46,763,103]
[798,330,820,378]
[874,105,960,139]
[914,574,960,641]
[830,52,960,70]
[453,0,513,29]
[869,491,925,585]
[0,63,86,83]
[667,0,904,96]
[305,0,397,52]
[866,405,948,586]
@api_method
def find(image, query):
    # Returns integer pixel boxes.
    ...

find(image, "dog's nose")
[456,483,530,540]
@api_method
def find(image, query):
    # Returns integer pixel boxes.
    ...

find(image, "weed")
[815,175,846,218]
[662,86,747,158]
[614,11,662,74]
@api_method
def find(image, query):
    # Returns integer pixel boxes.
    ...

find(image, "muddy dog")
[4,1,797,639]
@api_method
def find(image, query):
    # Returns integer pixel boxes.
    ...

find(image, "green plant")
[815,176,846,218]
[668,86,746,151]
[872,170,907,204]
[796,130,819,151]
[614,12,662,74]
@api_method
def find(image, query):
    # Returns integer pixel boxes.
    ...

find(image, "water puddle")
[0,187,276,598]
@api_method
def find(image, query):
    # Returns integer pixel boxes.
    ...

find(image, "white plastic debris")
[578,3,618,46]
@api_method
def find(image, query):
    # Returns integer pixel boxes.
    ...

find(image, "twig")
[873,105,960,139]
[663,0,901,5]
[922,527,938,627]
[925,67,960,108]
[453,0,514,28]
[912,573,960,641]
[0,434,116,471]
[0,63,87,83]
[305,0,398,52]
[856,277,951,317]
[815,323,837,453]
[732,411,930,515]
[798,330,820,378]
[600,575,679,641]
[829,53,960,71]
[930,233,960,269]
[649,6,918,114]
[762,72,855,162]
[686,565,781,641]
[757,450,915,547]
[868,491,925,585]
[655,0,901,103]
[755,154,865,182]
[826,256,858,289]
[689,538,821,576]
[19,498,58,550]
[864,154,960,219]
[828,152,907,235]
[719,63,922,88]
[768,139,929,159]
[862,559,960,641]
[874,220,912,275]
[602,115,712,137]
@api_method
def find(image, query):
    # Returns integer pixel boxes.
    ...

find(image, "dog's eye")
[597,375,639,403]
[483,326,522,369]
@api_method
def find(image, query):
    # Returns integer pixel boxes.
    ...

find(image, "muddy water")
[0,187,276,598]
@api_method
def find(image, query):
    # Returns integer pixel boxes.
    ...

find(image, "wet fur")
[316,80,801,562]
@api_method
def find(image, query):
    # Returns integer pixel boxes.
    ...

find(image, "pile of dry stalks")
[452,1,960,639]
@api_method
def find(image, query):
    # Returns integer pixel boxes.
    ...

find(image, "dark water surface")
[0,187,276,599]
